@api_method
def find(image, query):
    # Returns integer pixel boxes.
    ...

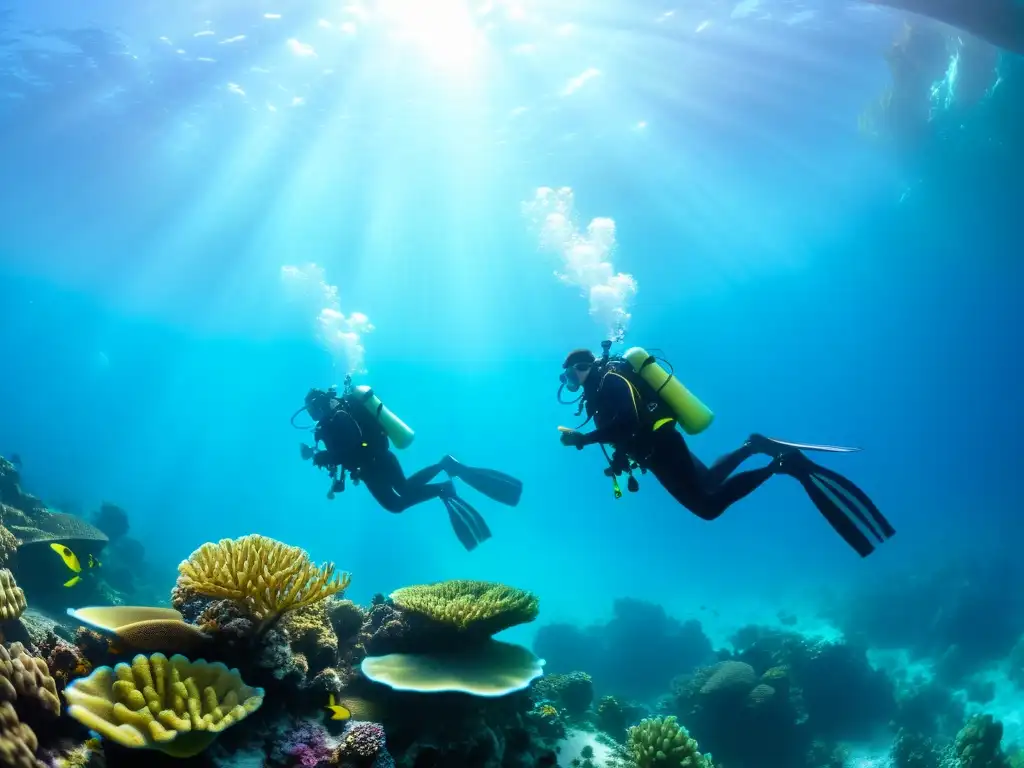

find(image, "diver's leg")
[405,460,446,486]
[647,430,774,521]
[378,452,455,509]
[702,442,759,486]
[361,453,449,513]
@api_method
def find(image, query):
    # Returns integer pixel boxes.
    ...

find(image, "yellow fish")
[326,694,351,721]
[49,543,100,588]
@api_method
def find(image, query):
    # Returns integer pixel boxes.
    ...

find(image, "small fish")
[49,543,100,588]
[326,694,351,721]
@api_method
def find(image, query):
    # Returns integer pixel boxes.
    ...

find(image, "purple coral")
[281,720,335,767]
[337,721,386,760]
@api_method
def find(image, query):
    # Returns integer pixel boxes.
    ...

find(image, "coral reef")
[664,624,894,768]
[3,453,1002,768]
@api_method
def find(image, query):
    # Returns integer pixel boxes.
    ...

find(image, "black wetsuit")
[313,401,450,513]
[576,368,774,520]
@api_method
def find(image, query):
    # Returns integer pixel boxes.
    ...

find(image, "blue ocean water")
[1,0,1022,762]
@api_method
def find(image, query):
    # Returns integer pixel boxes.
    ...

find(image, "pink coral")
[281,720,335,768]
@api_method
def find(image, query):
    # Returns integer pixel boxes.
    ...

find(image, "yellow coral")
[176,535,350,626]
[63,653,264,758]
[390,580,539,636]
[0,569,26,621]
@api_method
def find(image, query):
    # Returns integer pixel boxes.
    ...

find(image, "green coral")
[627,716,713,768]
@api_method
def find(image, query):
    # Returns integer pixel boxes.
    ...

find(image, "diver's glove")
[559,430,587,450]
[312,450,335,469]
[300,443,315,461]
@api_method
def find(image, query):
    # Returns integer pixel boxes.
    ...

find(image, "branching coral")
[176,535,350,629]
[0,569,26,621]
[63,652,264,758]
[389,580,538,637]
[627,716,713,768]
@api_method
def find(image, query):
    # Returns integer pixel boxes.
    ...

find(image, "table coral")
[63,652,264,758]
[176,535,350,629]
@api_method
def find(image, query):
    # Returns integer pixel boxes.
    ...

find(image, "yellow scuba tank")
[351,385,415,449]
[623,347,714,435]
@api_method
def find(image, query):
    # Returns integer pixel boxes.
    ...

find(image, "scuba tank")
[623,346,714,435]
[350,384,415,450]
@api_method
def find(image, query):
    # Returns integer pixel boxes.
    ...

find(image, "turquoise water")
[0,0,1021,656]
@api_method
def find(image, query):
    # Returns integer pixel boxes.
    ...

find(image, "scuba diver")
[556,342,896,558]
[293,378,523,551]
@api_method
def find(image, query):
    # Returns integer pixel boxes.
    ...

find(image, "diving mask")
[560,362,590,393]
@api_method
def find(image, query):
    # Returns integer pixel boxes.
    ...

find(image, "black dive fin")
[446,459,523,507]
[794,471,877,558]
[762,436,862,453]
[442,496,492,551]
[776,452,892,558]
[808,464,896,541]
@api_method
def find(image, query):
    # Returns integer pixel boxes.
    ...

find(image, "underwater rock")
[953,714,1012,768]
[534,598,714,702]
[825,556,1024,686]
[531,672,594,718]
[90,503,128,542]
[891,728,941,768]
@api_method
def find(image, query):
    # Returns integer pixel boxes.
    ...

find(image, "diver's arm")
[576,374,639,446]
